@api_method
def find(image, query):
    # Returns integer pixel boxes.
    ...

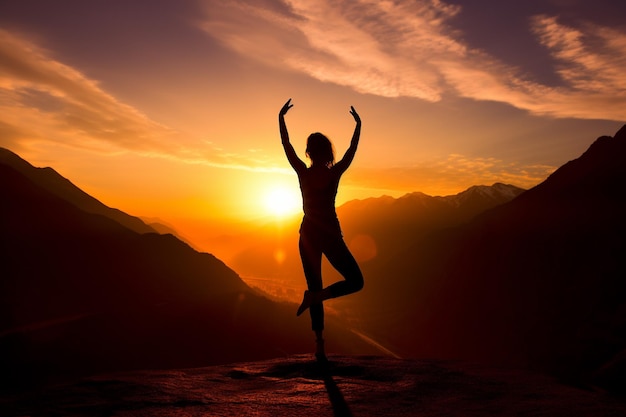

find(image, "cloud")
[200,0,626,121]
[346,154,555,196]
[0,29,274,172]
[445,15,626,121]
[530,15,625,92]
[0,30,178,152]
[200,0,460,101]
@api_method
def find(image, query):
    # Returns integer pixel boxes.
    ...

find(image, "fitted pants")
[298,231,364,331]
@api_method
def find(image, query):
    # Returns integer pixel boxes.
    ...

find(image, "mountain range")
[231,124,625,394]
[226,181,525,299]
[356,125,626,393]
[2,124,625,395]
[0,149,378,390]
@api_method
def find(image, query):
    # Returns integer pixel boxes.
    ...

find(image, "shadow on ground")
[2,355,625,416]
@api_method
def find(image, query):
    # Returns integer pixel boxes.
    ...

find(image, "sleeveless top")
[297,165,343,238]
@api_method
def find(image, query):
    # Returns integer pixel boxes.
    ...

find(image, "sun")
[263,186,301,217]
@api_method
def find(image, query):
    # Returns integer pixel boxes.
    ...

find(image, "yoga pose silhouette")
[279,98,364,361]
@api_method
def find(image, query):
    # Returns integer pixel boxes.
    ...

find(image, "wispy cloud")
[0,30,177,152]
[0,29,275,171]
[347,154,555,196]
[446,15,626,120]
[201,0,460,101]
[531,15,626,93]
[200,0,626,121]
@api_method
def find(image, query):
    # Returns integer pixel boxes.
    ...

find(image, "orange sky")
[1,1,625,246]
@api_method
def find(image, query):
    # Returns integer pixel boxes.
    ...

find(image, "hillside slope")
[0,159,379,389]
[0,147,156,234]
[375,125,626,392]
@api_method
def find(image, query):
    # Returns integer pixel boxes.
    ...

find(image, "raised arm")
[279,99,306,173]
[335,106,361,173]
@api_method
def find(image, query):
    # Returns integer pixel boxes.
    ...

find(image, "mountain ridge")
[3,124,624,394]
[0,147,157,235]
[0,158,380,389]
[364,125,626,393]
[340,182,525,211]
[225,182,525,296]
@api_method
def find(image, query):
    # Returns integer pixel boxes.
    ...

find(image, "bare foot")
[315,338,327,362]
[296,290,313,316]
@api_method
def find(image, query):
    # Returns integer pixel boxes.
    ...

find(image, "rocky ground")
[2,355,625,416]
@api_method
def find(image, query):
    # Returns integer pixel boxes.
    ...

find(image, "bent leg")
[299,234,325,331]
[324,237,364,298]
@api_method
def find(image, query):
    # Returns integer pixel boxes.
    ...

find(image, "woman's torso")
[298,165,342,237]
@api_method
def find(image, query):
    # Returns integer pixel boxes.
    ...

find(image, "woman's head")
[306,132,334,167]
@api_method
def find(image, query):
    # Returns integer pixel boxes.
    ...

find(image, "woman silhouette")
[279,98,364,361]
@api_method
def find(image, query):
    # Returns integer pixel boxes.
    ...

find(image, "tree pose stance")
[279,98,364,361]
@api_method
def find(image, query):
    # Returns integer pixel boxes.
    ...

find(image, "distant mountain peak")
[459,183,525,199]
[336,183,525,239]
[449,183,525,208]
[400,191,430,199]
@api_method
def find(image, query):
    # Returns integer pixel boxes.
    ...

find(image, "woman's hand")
[280,98,293,117]
[350,106,361,124]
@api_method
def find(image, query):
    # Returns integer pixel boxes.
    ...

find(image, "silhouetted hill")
[0,147,156,234]
[140,216,200,250]
[365,125,626,393]
[0,157,379,390]
[529,124,626,199]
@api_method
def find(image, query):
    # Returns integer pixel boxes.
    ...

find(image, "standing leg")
[299,234,328,361]
[315,330,326,362]
[298,234,324,332]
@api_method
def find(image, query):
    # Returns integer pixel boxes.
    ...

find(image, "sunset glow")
[263,185,301,218]
[0,1,624,250]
